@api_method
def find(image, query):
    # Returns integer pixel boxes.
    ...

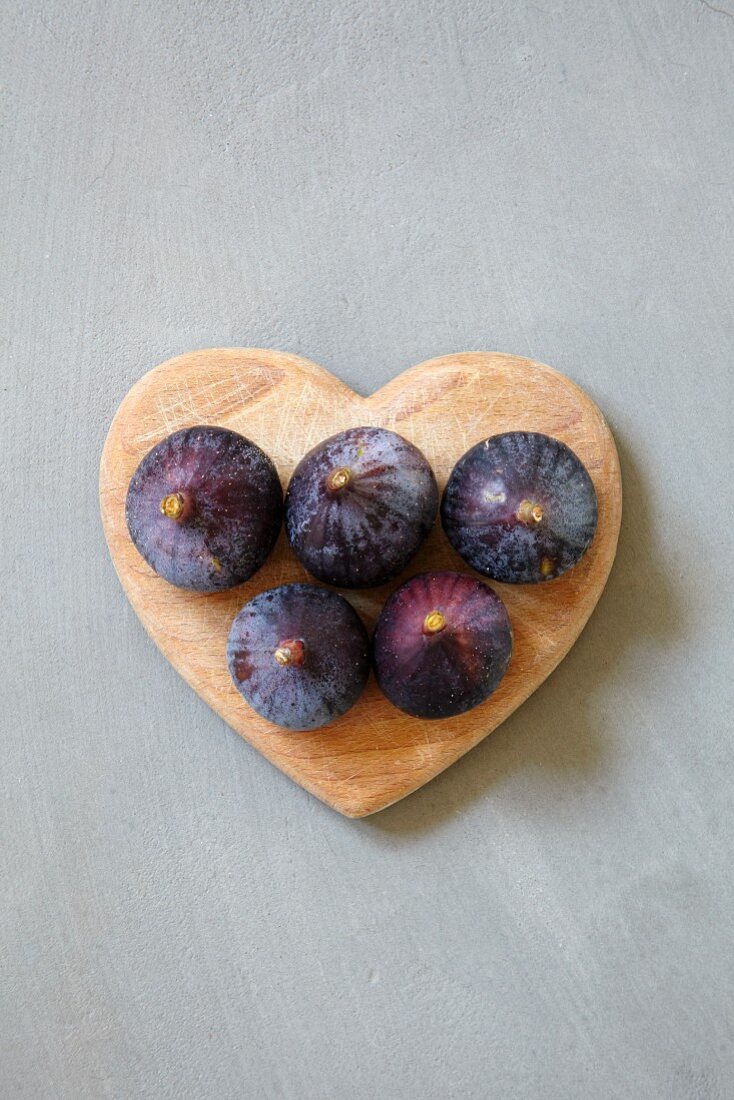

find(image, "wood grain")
[99,349,622,817]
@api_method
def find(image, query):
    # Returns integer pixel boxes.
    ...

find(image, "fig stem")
[274,639,305,668]
[423,610,446,635]
[326,467,352,492]
[516,499,544,525]
[160,492,187,521]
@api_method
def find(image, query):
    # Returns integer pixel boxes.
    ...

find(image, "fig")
[227,583,370,731]
[285,426,438,588]
[441,431,598,583]
[126,425,282,591]
[373,571,512,719]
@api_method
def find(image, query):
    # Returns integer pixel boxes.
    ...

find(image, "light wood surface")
[99,349,622,817]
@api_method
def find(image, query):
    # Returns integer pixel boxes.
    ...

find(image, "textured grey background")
[2,1,732,1097]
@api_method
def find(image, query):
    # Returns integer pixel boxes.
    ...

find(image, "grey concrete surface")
[2,1,732,1097]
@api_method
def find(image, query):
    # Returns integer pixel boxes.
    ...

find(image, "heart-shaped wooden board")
[100,349,622,818]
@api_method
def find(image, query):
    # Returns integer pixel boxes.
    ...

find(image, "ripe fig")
[285,426,438,588]
[227,583,370,731]
[373,571,512,719]
[441,431,598,583]
[126,426,282,591]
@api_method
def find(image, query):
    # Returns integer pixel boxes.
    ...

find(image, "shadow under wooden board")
[100,349,622,818]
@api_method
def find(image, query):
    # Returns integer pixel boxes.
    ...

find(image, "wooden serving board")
[100,349,622,818]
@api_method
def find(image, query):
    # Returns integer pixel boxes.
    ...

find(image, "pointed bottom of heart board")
[100,350,622,817]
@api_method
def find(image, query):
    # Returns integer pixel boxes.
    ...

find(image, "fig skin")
[285,426,438,589]
[227,584,370,731]
[441,431,598,584]
[126,426,282,591]
[373,571,512,720]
